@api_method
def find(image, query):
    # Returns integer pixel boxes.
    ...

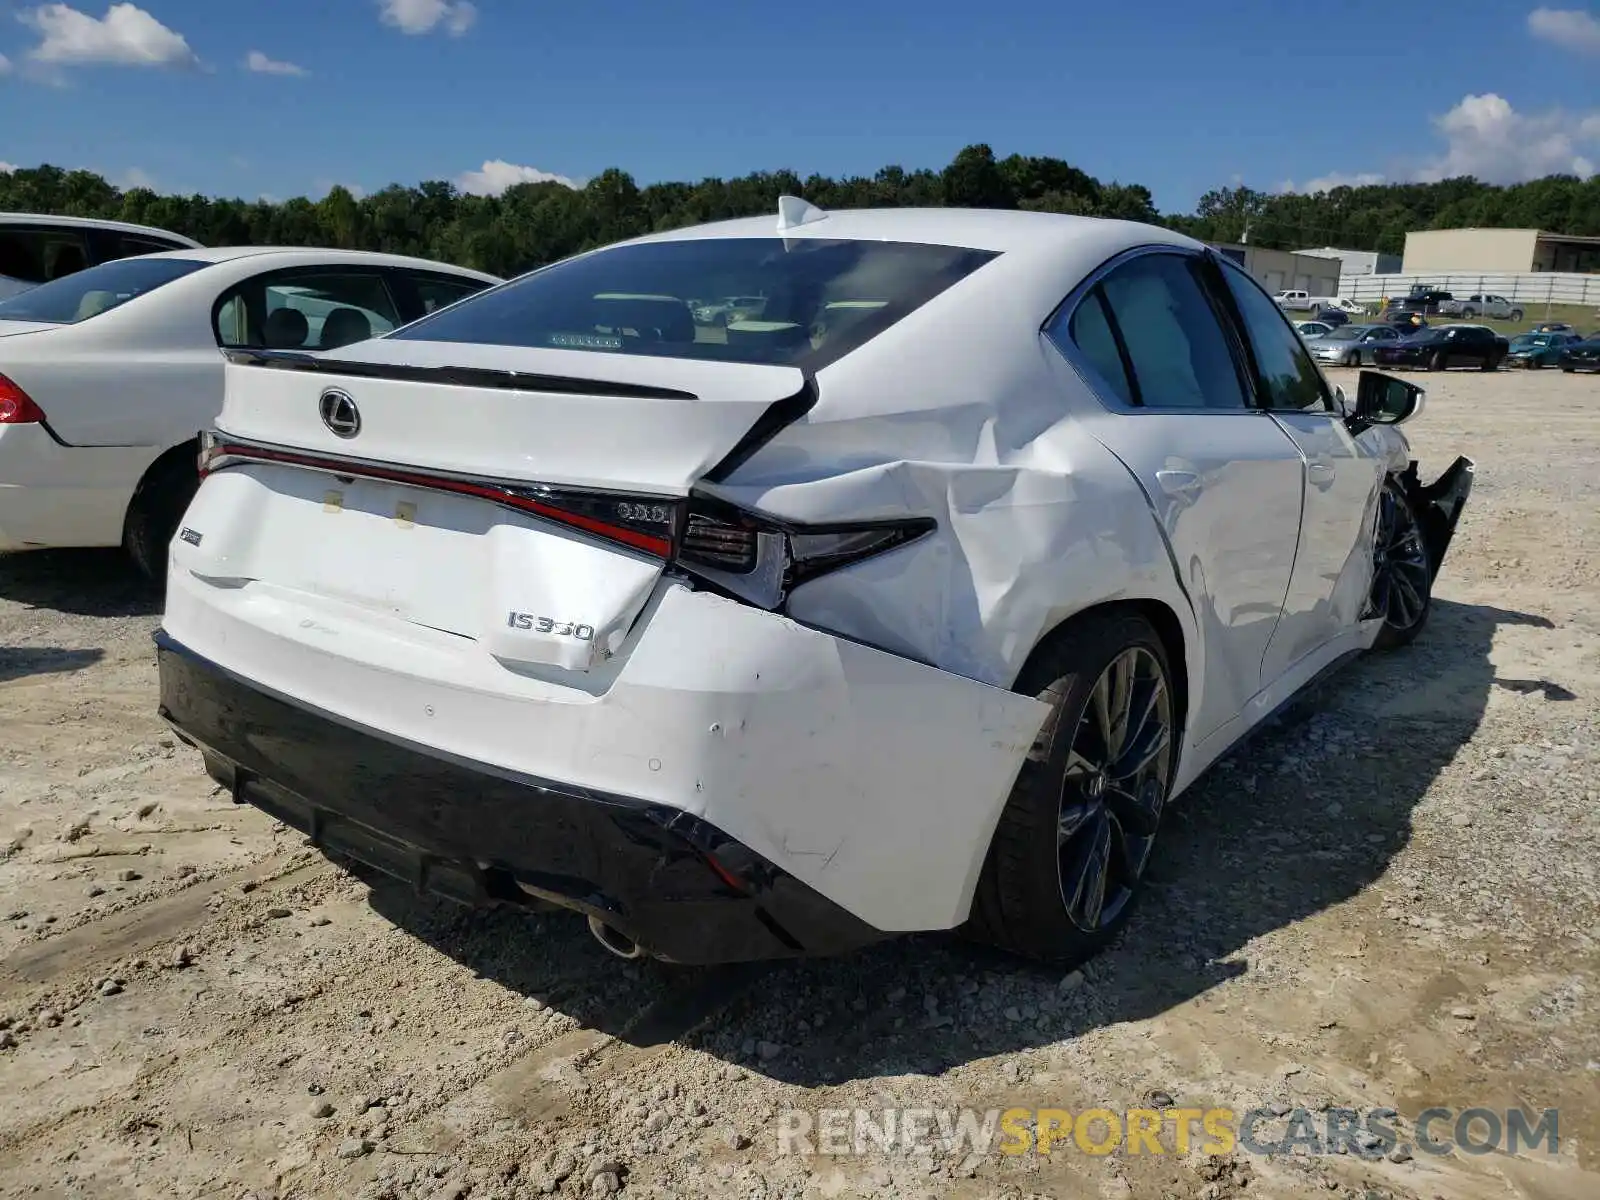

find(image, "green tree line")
[4,144,1599,279]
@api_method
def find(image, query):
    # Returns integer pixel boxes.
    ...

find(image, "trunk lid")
[219,344,807,493]
[182,346,808,674]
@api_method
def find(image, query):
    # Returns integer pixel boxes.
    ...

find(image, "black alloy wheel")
[1370,481,1433,650]
[1054,646,1173,932]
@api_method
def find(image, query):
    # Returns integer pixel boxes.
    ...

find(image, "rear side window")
[389,237,999,370]
[216,270,401,351]
[0,255,206,323]
[0,226,92,292]
[1052,252,1247,411]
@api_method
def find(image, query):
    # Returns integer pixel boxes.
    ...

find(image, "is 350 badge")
[506,612,595,640]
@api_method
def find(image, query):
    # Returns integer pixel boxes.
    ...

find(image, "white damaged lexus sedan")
[0,248,498,577]
[156,201,1473,966]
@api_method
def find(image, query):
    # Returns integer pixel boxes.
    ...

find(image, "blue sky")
[1,1,1598,211]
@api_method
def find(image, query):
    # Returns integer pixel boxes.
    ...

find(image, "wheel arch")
[123,437,200,533]
[1016,596,1191,762]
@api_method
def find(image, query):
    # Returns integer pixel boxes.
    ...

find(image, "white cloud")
[116,165,156,190]
[1276,171,1386,195]
[313,179,367,200]
[0,52,12,74]
[455,159,579,196]
[0,161,17,173]
[378,0,476,36]
[22,3,197,68]
[1528,7,1600,53]
[245,50,306,76]
[1416,93,1598,183]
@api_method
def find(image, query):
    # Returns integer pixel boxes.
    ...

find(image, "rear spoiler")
[221,348,696,401]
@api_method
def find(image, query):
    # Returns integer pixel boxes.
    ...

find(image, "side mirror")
[1349,370,1424,431]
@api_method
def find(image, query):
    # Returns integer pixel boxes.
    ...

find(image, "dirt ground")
[2,367,1597,1200]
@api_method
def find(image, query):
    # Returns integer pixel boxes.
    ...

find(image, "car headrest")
[48,243,87,280]
[320,307,372,350]
[589,294,695,343]
[263,307,310,348]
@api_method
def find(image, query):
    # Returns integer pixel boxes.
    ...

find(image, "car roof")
[619,206,1200,258]
[0,211,203,247]
[124,246,501,280]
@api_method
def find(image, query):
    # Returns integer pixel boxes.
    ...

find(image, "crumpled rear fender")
[1397,456,1474,580]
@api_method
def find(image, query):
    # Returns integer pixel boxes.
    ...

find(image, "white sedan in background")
[0,248,498,577]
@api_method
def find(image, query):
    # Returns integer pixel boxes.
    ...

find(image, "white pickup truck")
[1273,289,1314,311]
[1438,293,1524,321]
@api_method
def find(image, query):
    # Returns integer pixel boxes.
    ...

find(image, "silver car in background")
[1305,322,1408,367]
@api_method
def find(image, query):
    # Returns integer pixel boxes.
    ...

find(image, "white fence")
[1340,271,1600,313]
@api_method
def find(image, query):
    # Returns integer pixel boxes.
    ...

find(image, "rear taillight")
[676,493,934,609]
[0,374,46,425]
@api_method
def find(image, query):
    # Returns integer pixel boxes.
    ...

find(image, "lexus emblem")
[319,388,360,438]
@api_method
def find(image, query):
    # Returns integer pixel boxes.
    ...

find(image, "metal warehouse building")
[1402,228,1600,274]
[1210,243,1341,298]
[1294,246,1401,277]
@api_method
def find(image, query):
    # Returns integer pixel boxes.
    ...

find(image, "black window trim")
[211,264,405,351]
[382,267,493,326]
[1042,243,1263,418]
[1208,253,1336,415]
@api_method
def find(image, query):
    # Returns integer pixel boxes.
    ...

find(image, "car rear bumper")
[157,571,1048,948]
[0,424,150,551]
[157,631,891,963]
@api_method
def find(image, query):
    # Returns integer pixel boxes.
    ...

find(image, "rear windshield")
[0,255,207,324]
[389,237,999,370]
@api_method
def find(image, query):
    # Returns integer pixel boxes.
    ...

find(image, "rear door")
[1213,258,1385,680]
[1046,247,1306,743]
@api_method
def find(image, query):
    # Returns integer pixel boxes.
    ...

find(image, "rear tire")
[124,451,200,584]
[964,612,1177,965]
[1479,355,1496,371]
[1510,309,1524,322]
[1428,351,1446,372]
[1370,480,1432,651]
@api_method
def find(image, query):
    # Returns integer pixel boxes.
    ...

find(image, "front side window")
[1217,260,1329,412]
[389,237,999,370]
[0,254,206,323]
[215,270,401,350]
[412,273,489,315]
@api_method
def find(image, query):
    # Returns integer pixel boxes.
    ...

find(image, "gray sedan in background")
[1304,322,1408,367]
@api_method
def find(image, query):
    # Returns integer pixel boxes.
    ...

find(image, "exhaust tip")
[587,914,643,960]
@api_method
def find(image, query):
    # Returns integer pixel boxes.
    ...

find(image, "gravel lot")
[2,367,1597,1200]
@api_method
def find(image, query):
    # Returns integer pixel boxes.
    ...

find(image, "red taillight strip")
[207,442,675,557]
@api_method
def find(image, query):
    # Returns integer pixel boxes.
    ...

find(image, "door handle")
[1308,459,1336,487]
[1156,469,1202,497]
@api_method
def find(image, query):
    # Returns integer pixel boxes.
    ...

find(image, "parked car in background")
[1311,296,1366,316]
[1382,308,1429,331]
[1559,335,1600,373]
[0,213,201,300]
[1530,321,1577,336]
[155,203,1474,969]
[1387,284,1454,315]
[1312,306,1350,327]
[1440,293,1524,321]
[0,247,498,578]
[1373,324,1507,372]
[1274,289,1314,311]
[1295,320,1334,339]
[1304,323,1408,367]
[1504,331,1579,369]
